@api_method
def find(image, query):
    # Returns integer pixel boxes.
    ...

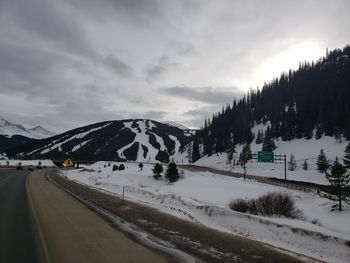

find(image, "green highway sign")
[258,151,274,163]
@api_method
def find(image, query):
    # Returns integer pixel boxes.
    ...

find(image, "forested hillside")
[196,46,350,158]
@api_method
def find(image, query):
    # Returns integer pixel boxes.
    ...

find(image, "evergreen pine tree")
[165,162,179,183]
[262,134,276,152]
[317,149,329,173]
[239,143,252,164]
[227,146,235,165]
[152,163,163,180]
[343,117,350,140]
[255,130,263,144]
[334,127,342,143]
[302,160,308,170]
[192,138,200,163]
[325,158,350,211]
[344,143,350,168]
[288,154,297,171]
[315,125,323,140]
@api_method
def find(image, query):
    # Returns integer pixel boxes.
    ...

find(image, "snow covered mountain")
[0,117,56,139]
[7,119,192,162]
[164,121,189,130]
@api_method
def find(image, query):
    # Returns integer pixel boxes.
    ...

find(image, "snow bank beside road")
[67,162,350,263]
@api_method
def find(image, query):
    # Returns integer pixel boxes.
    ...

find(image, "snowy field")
[67,162,350,263]
[195,134,349,185]
[0,159,55,167]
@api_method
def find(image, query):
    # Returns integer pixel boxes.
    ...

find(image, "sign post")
[252,152,287,180]
[257,151,274,163]
[64,158,73,177]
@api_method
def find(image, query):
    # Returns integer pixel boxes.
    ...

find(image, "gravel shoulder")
[48,169,315,263]
[27,169,172,263]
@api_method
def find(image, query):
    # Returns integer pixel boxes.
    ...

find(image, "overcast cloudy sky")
[0,0,349,132]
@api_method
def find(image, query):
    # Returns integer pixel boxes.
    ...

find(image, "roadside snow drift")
[67,162,350,263]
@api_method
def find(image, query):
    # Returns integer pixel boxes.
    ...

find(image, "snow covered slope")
[68,162,350,263]
[27,126,56,138]
[0,117,55,139]
[195,122,349,185]
[7,119,191,162]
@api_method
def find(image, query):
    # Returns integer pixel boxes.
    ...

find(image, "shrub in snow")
[165,162,179,183]
[152,163,163,180]
[229,192,302,218]
[112,164,118,171]
[139,162,143,171]
[288,154,297,171]
[325,158,350,211]
[229,198,249,213]
[317,149,330,173]
[119,164,125,171]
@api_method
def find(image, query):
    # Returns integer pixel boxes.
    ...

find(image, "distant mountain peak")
[0,117,11,126]
[0,117,56,139]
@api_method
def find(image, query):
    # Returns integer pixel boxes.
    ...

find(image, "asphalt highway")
[0,168,39,263]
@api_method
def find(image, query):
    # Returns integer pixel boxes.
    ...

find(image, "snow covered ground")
[67,162,350,263]
[195,135,349,185]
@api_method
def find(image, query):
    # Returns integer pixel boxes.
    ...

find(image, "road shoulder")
[27,170,171,263]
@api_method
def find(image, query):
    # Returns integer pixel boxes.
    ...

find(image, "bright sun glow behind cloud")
[253,41,325,87]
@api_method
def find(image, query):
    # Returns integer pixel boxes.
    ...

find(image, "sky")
[0,0,349,132]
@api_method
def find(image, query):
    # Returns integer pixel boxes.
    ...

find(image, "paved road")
[0,168,39,263]
[28,170,171,263]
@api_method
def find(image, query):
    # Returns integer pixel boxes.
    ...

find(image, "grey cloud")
[0,0,349,133]
[176,45,198,56]
[1,0,93,57]
[162,86,242,106]
[102,55,134,78]
[144,55,180,82]
[169,41,198,57]
[67,0,164,27]
[182,105,219,128]
[144,65,165,81]
[0,41,72,94]
[141,111,167,121]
